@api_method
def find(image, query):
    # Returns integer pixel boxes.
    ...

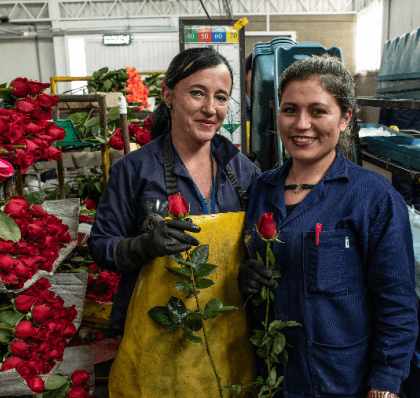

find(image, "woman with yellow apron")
[88,47,261,397]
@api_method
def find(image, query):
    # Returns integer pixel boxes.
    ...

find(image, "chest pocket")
[303,229,348,296]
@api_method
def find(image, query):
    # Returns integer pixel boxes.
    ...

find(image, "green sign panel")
[185,29,198,42]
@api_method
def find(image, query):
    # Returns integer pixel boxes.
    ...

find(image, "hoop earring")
[167,104,172,109]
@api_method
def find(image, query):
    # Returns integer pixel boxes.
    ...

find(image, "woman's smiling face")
[278,76,352,167]
[164,64,232,145]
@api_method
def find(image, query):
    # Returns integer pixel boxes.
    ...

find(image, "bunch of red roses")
[0,77,65,173]
[66,369,94,398]
[0,195,72,290]
[85,264,120,303]
[108,117,152,150]
[0,277,79,394]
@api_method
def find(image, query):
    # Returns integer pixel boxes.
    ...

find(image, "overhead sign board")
[103,34,131,46]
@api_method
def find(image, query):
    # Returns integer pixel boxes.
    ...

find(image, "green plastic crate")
[53,120,100,148]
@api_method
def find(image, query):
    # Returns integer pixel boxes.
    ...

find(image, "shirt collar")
[155,133,239,170]
[262,147,350,187]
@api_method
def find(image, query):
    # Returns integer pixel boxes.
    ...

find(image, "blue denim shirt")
[88,133,261,337]
[245,149,418,397]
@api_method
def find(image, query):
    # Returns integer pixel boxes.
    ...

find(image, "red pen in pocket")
[315,223,322,246]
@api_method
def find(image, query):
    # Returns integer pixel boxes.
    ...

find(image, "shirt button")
[277,306,283,313]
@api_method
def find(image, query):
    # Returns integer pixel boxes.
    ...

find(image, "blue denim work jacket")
[87,133,261,337]
[245,149,419,397]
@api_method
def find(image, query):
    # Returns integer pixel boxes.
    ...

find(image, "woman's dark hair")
[246,53,253,74]
[278,54,357,158]
[150,47,234,140]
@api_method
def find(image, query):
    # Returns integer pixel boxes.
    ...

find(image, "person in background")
[88,47,260,397]
[238,54,418,398]
[378,107,420,398]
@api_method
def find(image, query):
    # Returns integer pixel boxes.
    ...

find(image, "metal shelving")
[357,96,420,182]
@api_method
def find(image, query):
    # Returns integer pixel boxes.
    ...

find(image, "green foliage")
[143,72,165,106]
[87,67,129,93]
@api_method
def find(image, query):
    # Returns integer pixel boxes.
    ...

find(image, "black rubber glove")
[114,219,200,273]
[237,259,276,296]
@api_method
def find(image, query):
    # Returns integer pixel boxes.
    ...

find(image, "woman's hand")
[114,219,201,272]
[237,259,276,296]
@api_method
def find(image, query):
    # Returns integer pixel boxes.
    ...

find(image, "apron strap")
[225,164,249,211]
[162,133,178,197]
[162,133,248,210]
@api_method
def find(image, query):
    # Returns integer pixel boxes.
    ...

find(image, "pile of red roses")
[0,195,72,290]
[85,264,120,303]
[0,277,78,394]
[108,116,152,150]
[0,77,65,173]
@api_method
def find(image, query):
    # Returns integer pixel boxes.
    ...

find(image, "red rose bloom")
[168,193,189,219]
[67,386,89,398]
[142,116,154,129]
[27,80,50,96]
[1,356,24,371]
[32,305,55,325]
[83,199,97,210]
[14,294,39,312]
[4,195,30,219]
[257,213,277,240]
[27,375,45,394]
[109,133,125,150]
[71,369,90,386]
[37,93,58,107]
[10,340,32,358]
[14,321,39,340]
[0,253,16,273]
[88,264,99,274]
[10,77,31,98]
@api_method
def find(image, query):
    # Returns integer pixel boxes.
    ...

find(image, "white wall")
[0,38,56,88]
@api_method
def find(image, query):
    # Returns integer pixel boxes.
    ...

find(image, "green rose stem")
[0,326,13,331]
[264,240,273,397]
[0,305,13,311]
[189,264,224,398]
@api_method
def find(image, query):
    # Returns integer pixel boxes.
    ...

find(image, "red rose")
[10,340,32,358]
[32,305,55,325]
[46,123,66,141]
[4,195,30,219]
[95,331,106,341]
[135,128,151,146]
[43,146,62,162]
[0,239,14,253]
[88,264,99,274]
[31,204,48,218]
[257,213,277,240]
[168,193,189,219]
[14,260,36,280]
[31,106,52,121]
[27,80,50,96]
[24,121,43,135]
[71,369,90,386]
[83,198,97,210]
[36,93,58,107]
[14,321,39,340]
[27,375,45,394]
[14,294,39,311]
[79,215,94,223]
[142,116,154,129]
[10,77,31,98]
[67,386,88,398]
[0,158,14,182]
[0,272,21,288]
[0,253,16,273]
[109,134,125,150]
[1,356,24,371]
[15,98,38,114]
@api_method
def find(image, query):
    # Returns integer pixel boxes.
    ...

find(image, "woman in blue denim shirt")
[238,55,418,398]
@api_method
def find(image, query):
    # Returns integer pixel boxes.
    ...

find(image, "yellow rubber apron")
[109,212,256,398]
